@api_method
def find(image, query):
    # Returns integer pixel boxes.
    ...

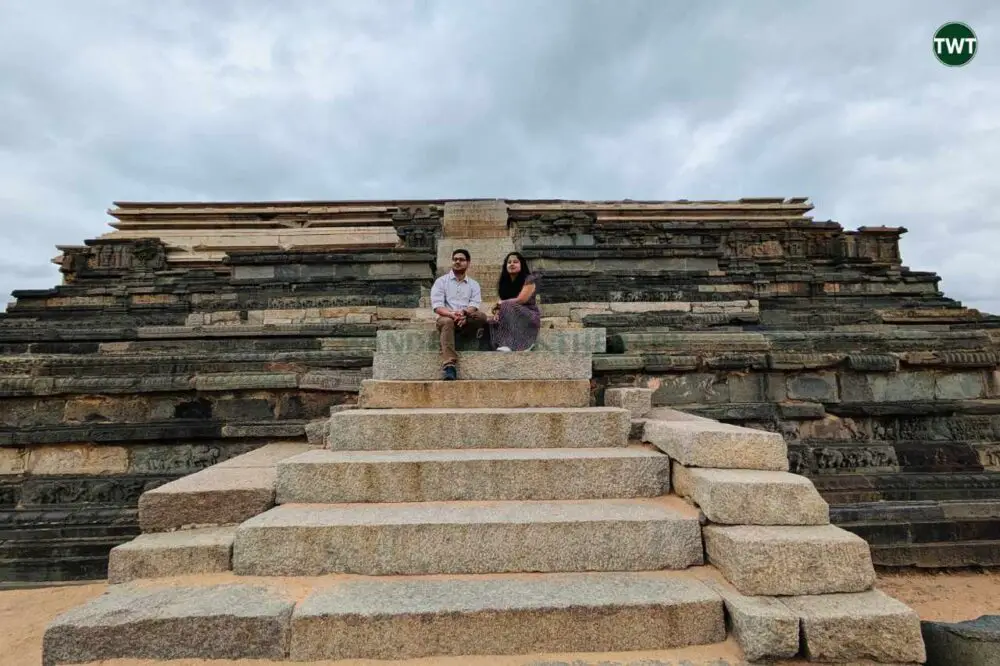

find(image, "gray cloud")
[2,0,998,311]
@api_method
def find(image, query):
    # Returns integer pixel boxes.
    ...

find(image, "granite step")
[372,351,592,381]
[358,378,592,408]
[42,571,727,664]
[326,406,631,451]
[232,497,703,576]
[137,443,314,532]
[672,464,829,526]
[275,446,669,503]
[704,524,877,596]
[107,526,237,583]
[376,327,607,353]
[643,418,788,471]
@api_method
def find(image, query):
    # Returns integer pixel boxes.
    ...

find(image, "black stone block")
[20,475,176,506]
[923,615,1000,666]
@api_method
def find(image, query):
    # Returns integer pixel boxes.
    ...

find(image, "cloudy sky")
[1,0,997,312]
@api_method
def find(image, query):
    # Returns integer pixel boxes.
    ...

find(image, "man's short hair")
[452,248,471,261]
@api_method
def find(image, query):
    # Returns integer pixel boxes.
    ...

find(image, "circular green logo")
[934,22,977,66]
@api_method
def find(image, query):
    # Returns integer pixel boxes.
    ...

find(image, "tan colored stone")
[131,294,178,305]
[289,573,724,660]
[0,448,27,475]
[604,387,653,418]
[643,419,788,471]
[358,379,592,409]
[138,467,275,532]
[672,465,829,525]
[213,442,316,469]
[699,575,799,661]
[704,524,876,596]
[782,590,926,663]
[345,313,373,324]
[607,302,692,313]
[27,445,129,475]
[108,527,237,583]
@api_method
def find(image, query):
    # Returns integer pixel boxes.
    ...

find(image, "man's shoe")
[442,365,457,381]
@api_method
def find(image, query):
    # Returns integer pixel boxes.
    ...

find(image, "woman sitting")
[489,251,541,352]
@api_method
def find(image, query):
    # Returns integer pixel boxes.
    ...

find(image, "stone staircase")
[43,329,927,665]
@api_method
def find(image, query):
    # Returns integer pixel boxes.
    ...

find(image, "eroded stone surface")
[782,589,926,663]
[289,572,724,660]
[672,465,829,525]
[276,447,670,503]
[107,526,236,583]
[233,499,703,576]
[704,524,876,596]
[643,420,788,471]
[138,466,275,532]
[42,584,293,665]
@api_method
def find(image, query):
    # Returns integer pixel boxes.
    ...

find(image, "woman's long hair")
[497,252,530,300]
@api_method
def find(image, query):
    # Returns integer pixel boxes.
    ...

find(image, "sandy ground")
[4,570,1000,666]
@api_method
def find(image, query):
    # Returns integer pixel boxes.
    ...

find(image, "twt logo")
[934,22,977,66]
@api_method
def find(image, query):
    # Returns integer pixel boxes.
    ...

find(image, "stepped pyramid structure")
[44,333,926,664]
[1,195,997,659]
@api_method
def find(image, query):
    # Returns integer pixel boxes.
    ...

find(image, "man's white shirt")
[431,270,482,312]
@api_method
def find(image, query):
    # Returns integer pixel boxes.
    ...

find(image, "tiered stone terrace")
[43,333,926,664]
[1,197,999,586]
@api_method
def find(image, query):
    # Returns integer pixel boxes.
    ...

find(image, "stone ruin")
[1,197,998,662]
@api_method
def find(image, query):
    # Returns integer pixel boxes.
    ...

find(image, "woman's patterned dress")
[490,273,541,351]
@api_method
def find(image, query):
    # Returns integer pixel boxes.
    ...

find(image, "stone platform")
[2,196,1000,584]
[43,341,928,664]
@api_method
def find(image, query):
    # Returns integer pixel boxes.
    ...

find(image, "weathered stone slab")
[672,465,829,525]
[358,379,591,409]
[107,526,236,583]
[704,524,876,596]
[604,387,653,418]
[138,466,275,532]
[608,331,769,354]
[212,442,316,468]
[376,328,607,353]
[42,583,293,665]
[372,352,592,381]
[699,575,799,662]
[298,369,371,391]
[327,407,629,451]
[289,573,725,660]
[782,590,926,664]
[592,354,645,372]
[233,498,703,576]
[643,420,788,471]
[276,447,669,503]
[922,614,1000,666]
[193,372,299,391]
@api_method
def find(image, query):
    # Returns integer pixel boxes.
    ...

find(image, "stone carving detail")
[813,446,898,471]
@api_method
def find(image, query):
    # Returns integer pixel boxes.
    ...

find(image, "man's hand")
[453,310,467,327]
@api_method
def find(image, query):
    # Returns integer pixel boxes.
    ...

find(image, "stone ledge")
[275,447,667,503]
[233,498,704,576]
[138,466,276,532]
[372,352,593,381]
[375,328,607,353]
[697,573,799,662]
[290,572,725,660]
[42,583,294,665]
[358,379,592,409]
[672,465,829,525]
[782,590,926,664]
[704,524,876,596]
[107,526,236,583]
[643,420,788,471]
[325,407,630,452]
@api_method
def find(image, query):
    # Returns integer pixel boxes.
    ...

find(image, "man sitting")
[431,248,488,380]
